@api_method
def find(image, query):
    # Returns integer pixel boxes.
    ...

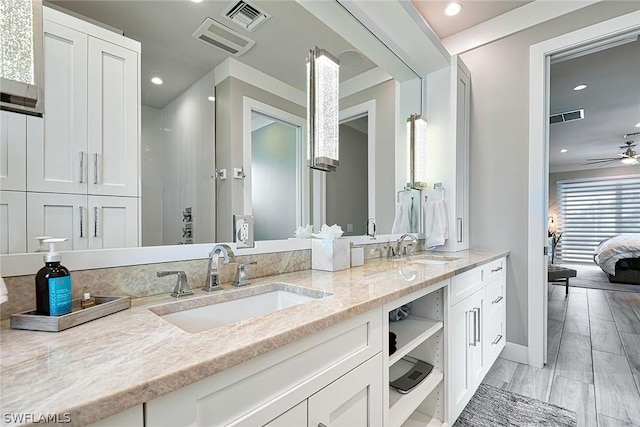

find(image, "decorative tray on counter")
[10,296,131,332]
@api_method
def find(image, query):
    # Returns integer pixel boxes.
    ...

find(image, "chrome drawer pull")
[491,266,503,273]
[492,334,503,345]
[492,296,504,304]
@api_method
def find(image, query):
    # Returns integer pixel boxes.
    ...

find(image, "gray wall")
[460,2,640,347]
[341,79,397,233]
[216,77,306,242]
[252,121,297,240]
[327,123,369,236]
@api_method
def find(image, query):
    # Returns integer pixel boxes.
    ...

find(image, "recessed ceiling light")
[560,149,568,153]
[191,0,204,3]
[151,77,163,85]
[208,96,215,102]
[573,84,587,91]
[445,2,462,16]
[635,122,640,128]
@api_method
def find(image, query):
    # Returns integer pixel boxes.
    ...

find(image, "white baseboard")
[500,342,528,365]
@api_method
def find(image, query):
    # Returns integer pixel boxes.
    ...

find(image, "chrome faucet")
[202,244,236,292]
[232,261,257,287]
[157,270,193,298]
[396,234,417,256]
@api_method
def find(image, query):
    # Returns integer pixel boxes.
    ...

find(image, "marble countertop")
[0,249,507,426]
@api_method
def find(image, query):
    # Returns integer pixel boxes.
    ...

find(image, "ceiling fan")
[584,141,639,166]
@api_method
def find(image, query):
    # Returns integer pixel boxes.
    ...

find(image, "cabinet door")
[264,401,307,427]
[28,20,88,194]
[449,286,484,421]
[308,353,383,427]
[88,196,138,249]
[453,64,470,250]
[1,111,27,191]
[87,38,138,197]
[27,193,87,251]
[0,191,27,254]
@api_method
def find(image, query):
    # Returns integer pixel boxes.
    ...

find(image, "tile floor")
[482,284,640,427]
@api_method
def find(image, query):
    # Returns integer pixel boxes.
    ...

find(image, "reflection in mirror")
[251,111,305,241]
[2,0,420,259]
[326,116,368,237]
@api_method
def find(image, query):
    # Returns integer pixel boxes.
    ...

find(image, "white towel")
[0,277,7,305]
[423,200,449,249]
[391,202,411,234]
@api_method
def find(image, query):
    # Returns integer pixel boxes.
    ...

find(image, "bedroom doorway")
[528,10,640,368]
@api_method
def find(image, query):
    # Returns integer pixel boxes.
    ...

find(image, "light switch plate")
[233,214,254,248]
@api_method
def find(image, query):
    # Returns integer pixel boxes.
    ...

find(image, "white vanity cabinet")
[29,8,140,198]
[385,280,447,426]
[448,257,507,422]
[0,111,27,192]
[145,309,383,427]
[0,190,27,254]
[425,56,471,252]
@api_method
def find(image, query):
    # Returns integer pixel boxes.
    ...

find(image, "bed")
[593,234,640,285]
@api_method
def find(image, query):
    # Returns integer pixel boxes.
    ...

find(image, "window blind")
[556,176,640,263]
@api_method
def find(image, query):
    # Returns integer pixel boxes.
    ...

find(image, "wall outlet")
[233,214,254,248]
[347,223,353,232]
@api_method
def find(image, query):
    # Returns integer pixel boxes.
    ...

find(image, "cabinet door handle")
[93,153,98,184]
[93,206,99,237]
[79,151,85,183]
[474,307,481,343]
[79,206,85,238]
[469,310,477,346]
[457,218,463,242]
[492,334,503,345]
[492,296,504,304]
[491,266,503,273]
[318,423,328,427]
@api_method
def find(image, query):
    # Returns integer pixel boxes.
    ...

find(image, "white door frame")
[527,10,640,368]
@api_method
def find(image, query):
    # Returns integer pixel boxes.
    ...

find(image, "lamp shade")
[307,47,340,172]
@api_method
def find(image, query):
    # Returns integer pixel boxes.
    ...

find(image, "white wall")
[159,69,216,246]
[141,105,164,247]
[460,1,640,347]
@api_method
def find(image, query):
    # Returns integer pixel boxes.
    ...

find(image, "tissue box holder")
[312,239,351,271]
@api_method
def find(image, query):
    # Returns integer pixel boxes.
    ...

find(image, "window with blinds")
[556,176,640,263]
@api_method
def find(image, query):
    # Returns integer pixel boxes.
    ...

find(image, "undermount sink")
[149,283,331,333]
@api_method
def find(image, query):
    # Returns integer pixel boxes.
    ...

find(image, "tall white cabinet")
[425,56,471,252]
[1,7,141,254]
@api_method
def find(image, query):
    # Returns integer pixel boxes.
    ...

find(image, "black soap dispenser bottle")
[36,238,72,316]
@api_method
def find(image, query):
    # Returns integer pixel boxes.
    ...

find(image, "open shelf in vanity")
[385,280,447,427]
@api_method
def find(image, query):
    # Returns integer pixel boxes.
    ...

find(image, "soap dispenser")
[36,238,72,316]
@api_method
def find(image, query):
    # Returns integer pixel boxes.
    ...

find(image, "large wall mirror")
[1,0,422,273]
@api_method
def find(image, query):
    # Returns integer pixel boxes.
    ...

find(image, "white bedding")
[594,234,640,276]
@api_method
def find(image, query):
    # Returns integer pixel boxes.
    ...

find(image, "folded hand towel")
[423,199,449,249]
[391,202,411,234]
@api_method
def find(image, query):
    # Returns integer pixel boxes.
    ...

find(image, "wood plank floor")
[482,284,640,427]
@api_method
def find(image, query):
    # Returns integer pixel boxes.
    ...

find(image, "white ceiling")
[48,0,377,109]
[414,0,640,173]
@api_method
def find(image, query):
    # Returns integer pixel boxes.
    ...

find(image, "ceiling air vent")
[192,18,255,57]
[222,0,271,32]
[550,108,584,125]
